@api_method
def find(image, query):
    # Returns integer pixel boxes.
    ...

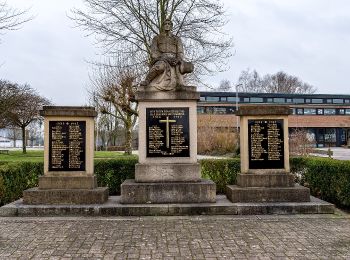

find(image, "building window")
[312,99,323,104]
[304,108,316,115]
[227,97,238,102]
[345,99,350,103]
[244,97,250,102]
[297,108,303,115]
[221,97,227,102]
[345,109,350,115]
[197,107,205,114]
[267,98,273,103]
[293,98,304,103]
[339,109,345,115]
[213,107,227,114]
[333,99,344,104]
[200,96,206,101]
[291,108,296,114]
[317,109,323,115]
[250,97,263,103]
[206,96,220,102]
[324,108,336,115]
[327,99,332,103]
[325,128,336,143]
[273,98,285,103]
[305,99,311,103]
[286,98,292,103]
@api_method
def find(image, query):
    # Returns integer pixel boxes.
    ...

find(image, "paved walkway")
[314,147,350,161]
[0,214,350,259]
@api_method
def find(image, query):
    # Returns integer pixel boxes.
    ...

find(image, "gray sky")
[1,0,350,105]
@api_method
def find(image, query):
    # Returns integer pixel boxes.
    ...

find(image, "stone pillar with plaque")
[23,106,108,205]
[226,106,310,203]
[120,87,216,203]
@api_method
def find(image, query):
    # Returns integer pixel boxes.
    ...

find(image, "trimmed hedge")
[95,157,137,195]
[0,162,44,206]
[200,158,240,193]
[0,157,350,208]
[300,158,350,207]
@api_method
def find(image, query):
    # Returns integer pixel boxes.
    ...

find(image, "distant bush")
[197,115,239,155]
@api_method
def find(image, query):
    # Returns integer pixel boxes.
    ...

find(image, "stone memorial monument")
[23,106,108,204]
[226,106,311,203]
[121,18,216,204]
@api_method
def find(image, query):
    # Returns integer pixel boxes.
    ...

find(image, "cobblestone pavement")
[0,214,350,259]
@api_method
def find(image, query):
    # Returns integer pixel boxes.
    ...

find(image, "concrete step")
[0,195,334,217]
[226,184,311,203]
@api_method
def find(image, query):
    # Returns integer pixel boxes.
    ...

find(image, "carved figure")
[140,18,194,91]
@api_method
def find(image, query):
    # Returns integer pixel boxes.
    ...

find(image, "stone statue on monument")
[140,18,194,91]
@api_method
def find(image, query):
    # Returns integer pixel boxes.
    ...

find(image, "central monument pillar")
[120,18,215,204]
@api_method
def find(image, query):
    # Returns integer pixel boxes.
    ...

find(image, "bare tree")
[261,71,317,94]
[90,64,138,155]
[4,83,51,153]
[70,0,233,83]
[5,127,21,148]
[216,79,232,92]
[237,68,263,93]
[0,1,32,41]
[0,80,24,128]
[237,69,317,94]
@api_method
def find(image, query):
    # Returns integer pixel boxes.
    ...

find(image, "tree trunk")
[21,125,26,154]
[124,114,133,155]
[12,128,16,148]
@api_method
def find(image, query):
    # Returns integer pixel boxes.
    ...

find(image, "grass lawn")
[0,150,136,163]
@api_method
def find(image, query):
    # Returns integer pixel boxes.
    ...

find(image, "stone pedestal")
[226,106,310,203]
[121,87,216,204]
[23,106,108,205]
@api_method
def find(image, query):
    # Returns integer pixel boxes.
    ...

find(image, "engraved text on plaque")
[248,119,284,169]
[146,108,190,157]
[49,121,86,171]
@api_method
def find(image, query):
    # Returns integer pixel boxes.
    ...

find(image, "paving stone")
[0,215,349,259]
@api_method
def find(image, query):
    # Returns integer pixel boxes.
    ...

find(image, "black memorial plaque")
[49,121,86,171]
[248,119,284,169]
[146,107,190,157]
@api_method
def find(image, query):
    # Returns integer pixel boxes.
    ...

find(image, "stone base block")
[23,187,109,205]
[121,179,216,204]
[39,176,97,189]
[226,184,310,203]
[237,173,294,187]
[135,163,201,182]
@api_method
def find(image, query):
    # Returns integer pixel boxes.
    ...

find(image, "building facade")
[198,92,350,147]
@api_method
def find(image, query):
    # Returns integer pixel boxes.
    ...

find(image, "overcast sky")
[1,0,350,105]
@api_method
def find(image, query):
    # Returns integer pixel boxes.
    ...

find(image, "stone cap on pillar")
[40,106,97,117]
[136,86,199,101]
[236,105,292,116]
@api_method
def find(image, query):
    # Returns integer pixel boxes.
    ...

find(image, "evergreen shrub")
[200,158,240,193]
[94,157,137,195]
[0,157,349,208]
[0,162,43,206]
